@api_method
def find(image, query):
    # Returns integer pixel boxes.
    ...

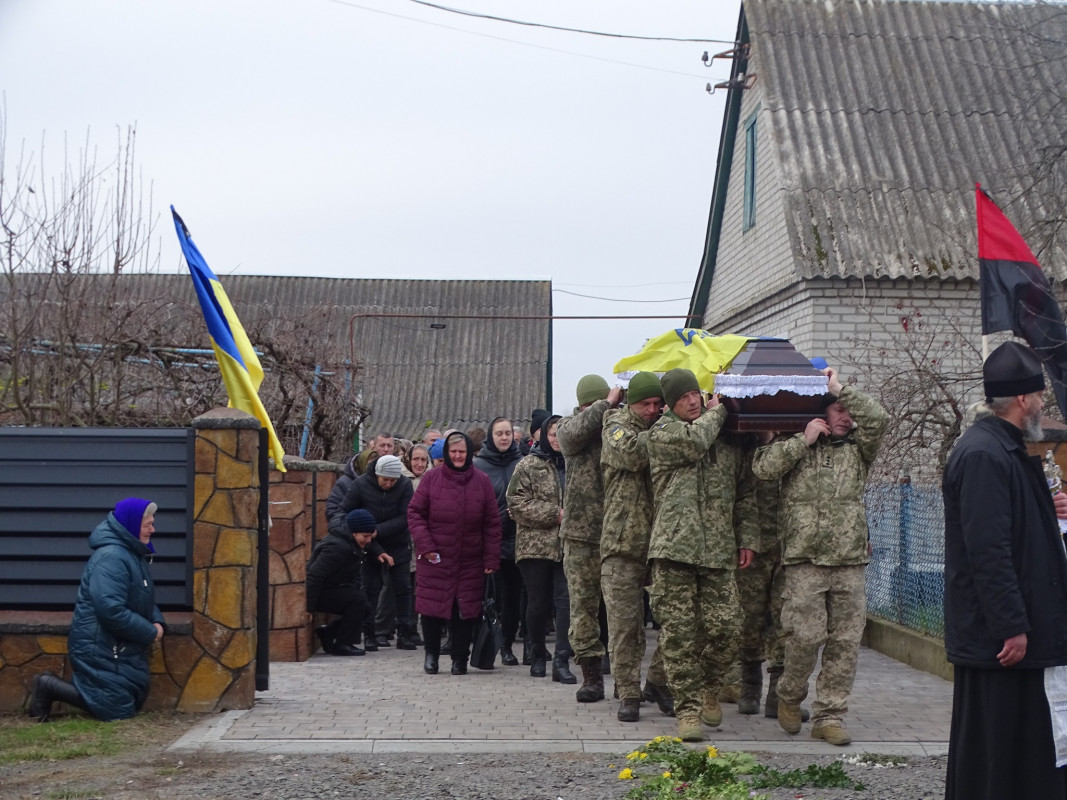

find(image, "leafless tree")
[0,112,366,460]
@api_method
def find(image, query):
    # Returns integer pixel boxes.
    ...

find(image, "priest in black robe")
[943,341,1067,799]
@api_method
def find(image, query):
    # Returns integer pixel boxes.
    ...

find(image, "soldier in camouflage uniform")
[647,368,757,742]
[719,433,789,714]
[752,366,888,746]
[600,371,673,723]
[557,374,623,703]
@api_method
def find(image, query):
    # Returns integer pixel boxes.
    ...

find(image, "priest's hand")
[997,632,1027,667]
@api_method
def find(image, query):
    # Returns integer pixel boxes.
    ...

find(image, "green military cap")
[576,374,610,406]
[661,368,700,408]
[626,371,663,404]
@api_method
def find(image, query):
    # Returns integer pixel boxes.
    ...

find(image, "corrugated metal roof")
[747,0,1067,280]
[73,275,552,440]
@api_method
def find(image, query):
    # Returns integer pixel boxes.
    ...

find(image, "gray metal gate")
[0,428,195,610]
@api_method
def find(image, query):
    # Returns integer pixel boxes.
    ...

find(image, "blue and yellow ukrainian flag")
[614,328,751,392]
[171,206,286,471]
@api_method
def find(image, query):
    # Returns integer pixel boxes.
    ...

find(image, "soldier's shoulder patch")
[609,425,625,442]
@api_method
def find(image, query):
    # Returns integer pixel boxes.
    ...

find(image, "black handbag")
[470,575,503,671]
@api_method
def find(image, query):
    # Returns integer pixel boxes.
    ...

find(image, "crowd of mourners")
[308,363,889,745]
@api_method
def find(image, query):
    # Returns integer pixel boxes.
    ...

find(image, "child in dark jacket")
[306,509,393,655]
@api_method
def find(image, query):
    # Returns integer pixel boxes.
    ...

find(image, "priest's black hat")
[983,341,1045,399]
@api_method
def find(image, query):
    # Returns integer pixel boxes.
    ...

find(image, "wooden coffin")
[715,339,828,433]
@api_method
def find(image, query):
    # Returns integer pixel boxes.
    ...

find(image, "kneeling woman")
[29,498,166,722]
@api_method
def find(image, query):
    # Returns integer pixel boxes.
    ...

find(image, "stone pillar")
[267,459,340,661]
[185,408,263,712]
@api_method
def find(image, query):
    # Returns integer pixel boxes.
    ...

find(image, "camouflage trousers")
[739,546,786,665]
[722,547,786,688]
[778,562,866,726]
[648,559,741,719]
[563,539,606,660]
[601,554,668,700]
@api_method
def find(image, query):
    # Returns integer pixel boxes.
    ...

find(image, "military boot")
[552,651,577,684]
[737,661,762,715]
[699,691,722,727]
[778,699,803,734]
[812,721,852,746]
[576,656,605,702]
[677,712,704,742]
[642,680,676,717]
[617,698,640,722]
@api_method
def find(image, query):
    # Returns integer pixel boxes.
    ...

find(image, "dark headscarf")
[532,415,565,472]
[443,431,475,472]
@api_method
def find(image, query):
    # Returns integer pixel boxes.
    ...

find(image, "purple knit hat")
[113,497,157,552]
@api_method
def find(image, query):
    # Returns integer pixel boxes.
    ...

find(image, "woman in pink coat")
[408,431,501,675]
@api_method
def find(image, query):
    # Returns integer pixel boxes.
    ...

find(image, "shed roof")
[743,0,1065,281]
[81,274,552,440]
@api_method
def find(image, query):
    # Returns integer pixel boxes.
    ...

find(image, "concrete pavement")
[170,630,953,756]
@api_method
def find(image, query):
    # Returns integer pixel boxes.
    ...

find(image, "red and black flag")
[977,183,1067,415]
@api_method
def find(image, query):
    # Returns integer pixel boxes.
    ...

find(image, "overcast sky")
[0,0,740,416]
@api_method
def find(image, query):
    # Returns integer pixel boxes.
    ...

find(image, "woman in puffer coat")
[506,415,574,684]
[409,431,501,676]
[28,498,165,722]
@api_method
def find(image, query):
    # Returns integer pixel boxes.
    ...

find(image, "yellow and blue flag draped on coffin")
[171,207,286,471]
[614,329,752,392]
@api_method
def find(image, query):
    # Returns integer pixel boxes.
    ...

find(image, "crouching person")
[306,508,392,656]
[29,498,166,722]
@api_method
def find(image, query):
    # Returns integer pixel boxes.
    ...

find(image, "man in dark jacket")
[340,455,417,649]
[943,341,1067,799]
[306,509,391,656]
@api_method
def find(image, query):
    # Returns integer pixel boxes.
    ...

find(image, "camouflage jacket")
[739,436,783,555]
[506,448,564,562]
[600,406,656,561]
[751,385,888,566]
[647,405,758,569]
[557,400,610,545]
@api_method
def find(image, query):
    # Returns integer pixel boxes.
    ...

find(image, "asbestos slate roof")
[94,274,552,439]
[748,0,1067,280]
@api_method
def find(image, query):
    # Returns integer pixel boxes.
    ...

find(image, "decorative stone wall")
[0,408,265,714]
[266,459,340,662]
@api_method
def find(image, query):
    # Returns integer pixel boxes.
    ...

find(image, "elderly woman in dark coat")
[28,498,165,722]
[408,431,501,675]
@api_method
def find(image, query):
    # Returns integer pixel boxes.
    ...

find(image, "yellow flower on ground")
[662,771,672,779]
[706,745,719,758]
[626,751,641,761]
[671,737,682,743]
[639,753,648,759]
[618,768,634,780]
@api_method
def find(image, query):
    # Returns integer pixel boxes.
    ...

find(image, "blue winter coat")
[68,513,165,721]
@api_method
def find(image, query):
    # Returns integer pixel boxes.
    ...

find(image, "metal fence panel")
[0,428,194,610]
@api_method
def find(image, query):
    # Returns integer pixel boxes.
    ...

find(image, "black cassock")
[946,666,1067,799]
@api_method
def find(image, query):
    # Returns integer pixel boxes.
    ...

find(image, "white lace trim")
[713,373,828,398]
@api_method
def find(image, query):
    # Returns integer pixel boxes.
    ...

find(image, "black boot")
[499,645,519,666]
[552,652,577,684]
[642,680,676,717]
[424,652,439,674]
[530,646,547,678]
[576,656,605,702]
[738,661,763,715]
[315,625,337,655]
[29,673,86,721]
[451,659,468,675]
[522,635,533,665]
[617,697,641,722]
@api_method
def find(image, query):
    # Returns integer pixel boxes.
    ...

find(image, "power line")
[406,0,735,44]
[553,288,690,303]
[325,0,718,79]
[557,280,692,288]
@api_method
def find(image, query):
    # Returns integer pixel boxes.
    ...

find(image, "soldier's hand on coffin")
[823,367,843,396]
[705,393,720,409]
[607,386,624,407]
[803,417,831,445]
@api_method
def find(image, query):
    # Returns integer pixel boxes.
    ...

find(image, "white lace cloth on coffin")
[713,373,828,398]
[1044,665,1067,767]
